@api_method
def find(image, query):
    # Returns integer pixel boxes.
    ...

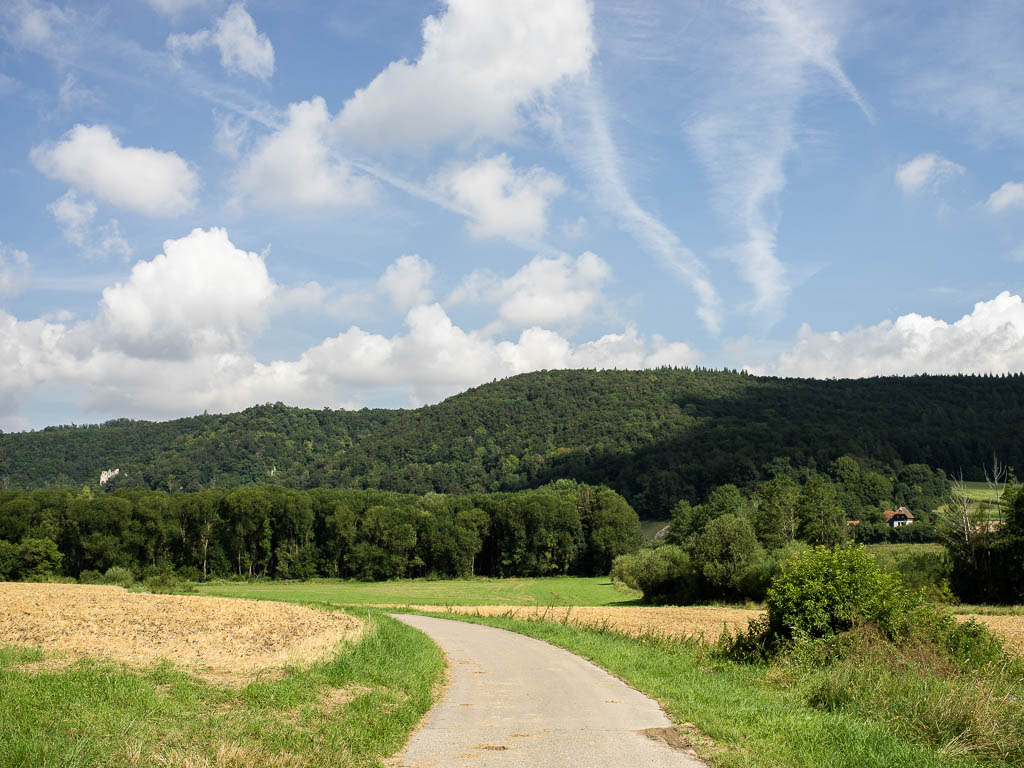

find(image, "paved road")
[391,614,706,768]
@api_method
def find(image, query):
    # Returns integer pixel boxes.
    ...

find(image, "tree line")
[613,456,952,604]
[0,480,642,583]
[2,369,1022,519]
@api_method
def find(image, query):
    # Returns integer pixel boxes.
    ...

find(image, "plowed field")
[0,583,362,683]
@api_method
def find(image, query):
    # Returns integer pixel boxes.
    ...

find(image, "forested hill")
[2,369,1023,517]
[0,405,399,493]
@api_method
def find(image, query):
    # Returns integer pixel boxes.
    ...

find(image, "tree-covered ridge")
[0,403,399,492]
[287,370,1024,515]
[2,369,1023,518]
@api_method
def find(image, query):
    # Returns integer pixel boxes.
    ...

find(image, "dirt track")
[0,582,362,683]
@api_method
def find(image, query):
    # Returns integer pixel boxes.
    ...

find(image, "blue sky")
[1,0,1023,430]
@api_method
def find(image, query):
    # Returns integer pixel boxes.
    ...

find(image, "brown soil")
[412,604,761,641]
[0,583,362,683]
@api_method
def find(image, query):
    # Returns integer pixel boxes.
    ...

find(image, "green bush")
[611,545,696,604]
[78,569,104,584]
[693,514,770,599]
[0,539,18,580]
[138,564,196,594]
[103,566,134,587]
[765,545,919,641]
[18,538,63,579]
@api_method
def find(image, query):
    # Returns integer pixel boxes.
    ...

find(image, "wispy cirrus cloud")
[572,85,723,333]
[683,0,871,319]
[903,0,1024,145]
[0,243,31,297]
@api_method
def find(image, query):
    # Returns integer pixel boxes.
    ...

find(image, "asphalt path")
[392,613,707,768]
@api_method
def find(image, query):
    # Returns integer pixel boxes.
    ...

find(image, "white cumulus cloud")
[98,227,276,360]
[895,153,965,194]
[296,304,698,406]
[31,125,198,217]
[437,155,565,241]
[986,181,1024,214]
[334,0,594,150]
[378,254,434,312]
[755,292,1024,378]
[232,97,375,210]
[0,239,699,425]
[449,251,612,330]
[167,2,274,80]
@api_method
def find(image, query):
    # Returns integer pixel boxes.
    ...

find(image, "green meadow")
[196,575,639,607]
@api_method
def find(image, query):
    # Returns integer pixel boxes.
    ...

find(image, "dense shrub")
[17,538,63,579]
[78,569,103,584]
[0,539,17,580]
[103,566,134,587]
[693,514,770,599]
[765,545,919,641]
[611,545,697,604]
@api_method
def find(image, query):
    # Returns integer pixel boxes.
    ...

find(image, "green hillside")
[2,369,1022,517]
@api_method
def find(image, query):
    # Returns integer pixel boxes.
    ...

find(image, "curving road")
[391,614,707,768]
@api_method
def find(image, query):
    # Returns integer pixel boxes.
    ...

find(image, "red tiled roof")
[883,506,915,522]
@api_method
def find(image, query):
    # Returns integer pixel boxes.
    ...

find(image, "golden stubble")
[0,582,362,684]
[416,604,1024,654]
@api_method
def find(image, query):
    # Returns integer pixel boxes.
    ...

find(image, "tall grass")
[773,622,1024,764]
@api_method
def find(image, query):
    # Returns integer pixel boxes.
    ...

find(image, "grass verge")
[419,610,1023,768]
[0,609,443,768]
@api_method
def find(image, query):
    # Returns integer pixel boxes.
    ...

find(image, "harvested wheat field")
[415,604,762,641]
[0,582,362,683]
[418,605,1024,655]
